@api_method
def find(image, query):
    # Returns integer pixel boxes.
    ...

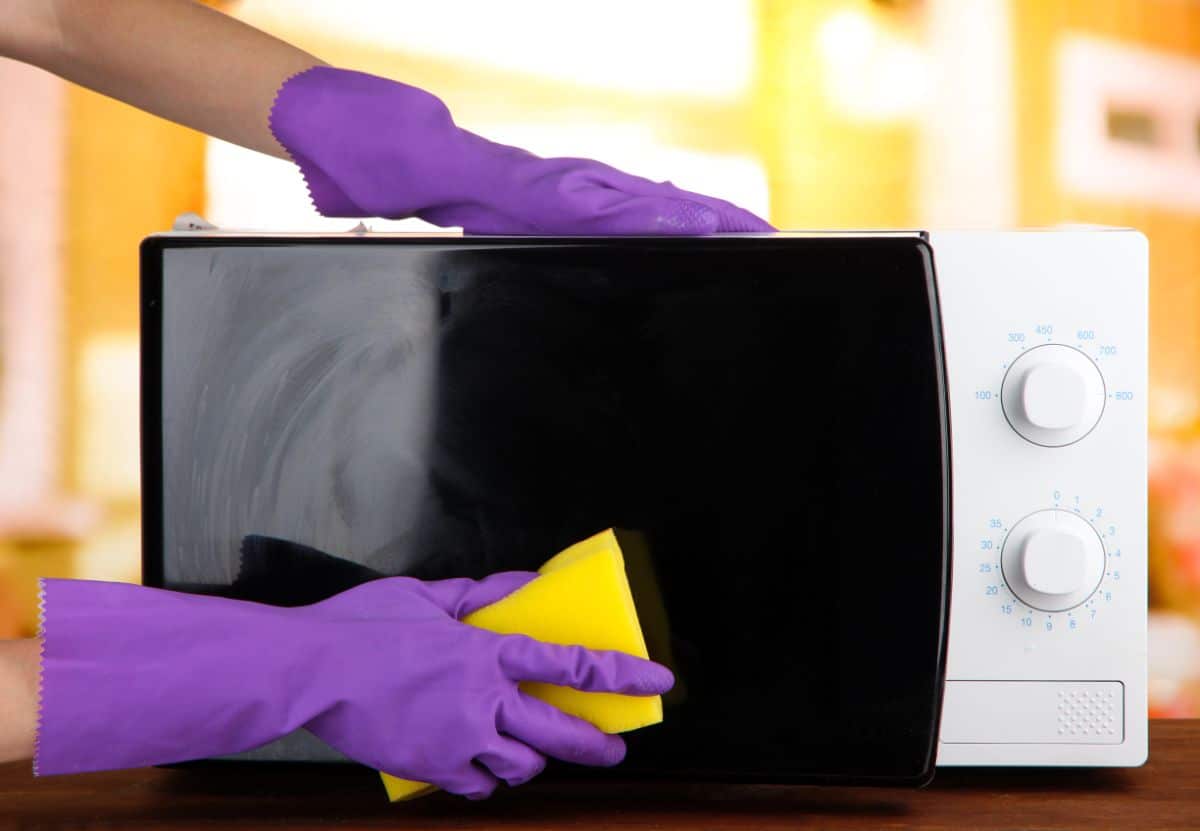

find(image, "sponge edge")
[382,780,439,802]
[474,531,661,732]
[381,529,661,801]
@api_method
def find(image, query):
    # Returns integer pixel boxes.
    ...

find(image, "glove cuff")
[34,578,313,776]
[268,66,471,219]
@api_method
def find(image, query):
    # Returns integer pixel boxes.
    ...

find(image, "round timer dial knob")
[1001,510,1106,612]
[1001,345,1105,446]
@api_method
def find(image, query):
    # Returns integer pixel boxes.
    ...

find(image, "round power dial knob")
[1001,345,1105,446]
[1001,510,1106,611]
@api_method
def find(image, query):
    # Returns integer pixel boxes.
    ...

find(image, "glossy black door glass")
[149,237,948,782]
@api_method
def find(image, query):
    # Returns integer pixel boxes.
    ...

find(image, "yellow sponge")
[381,529,660,801]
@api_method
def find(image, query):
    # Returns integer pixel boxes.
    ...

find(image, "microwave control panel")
[930,229,1148,766]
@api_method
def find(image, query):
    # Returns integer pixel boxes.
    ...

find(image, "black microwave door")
[142,235,950,786]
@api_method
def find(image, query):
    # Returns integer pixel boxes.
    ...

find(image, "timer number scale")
[974,324,1131,632]
[979,499,1121,633]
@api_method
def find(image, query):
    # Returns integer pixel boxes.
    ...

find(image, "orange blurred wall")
[754,0,919,229]
[61,86,206,504]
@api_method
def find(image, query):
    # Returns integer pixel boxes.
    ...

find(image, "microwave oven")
[140,228,1148,784]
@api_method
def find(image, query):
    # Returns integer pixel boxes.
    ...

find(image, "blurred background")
[2,0,1200,715]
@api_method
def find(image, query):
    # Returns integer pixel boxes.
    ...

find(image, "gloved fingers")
[429,192,716,236]
[474,735,548,787]
[433,158,740,235]
[562,192,719,236]
[654,191,774,233]
[435,762,502,801]
[533,163,717,234]
[666,188,774,232]
[497,691,627,767]
[421,571,538,618]
[601,168,775,233]
[710,201,775,232]
[710,204,777,234]
[497,634,675,695]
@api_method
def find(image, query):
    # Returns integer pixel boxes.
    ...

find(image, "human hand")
[35,570,672,800]
[302,573,674,798]
[269,67,773,235]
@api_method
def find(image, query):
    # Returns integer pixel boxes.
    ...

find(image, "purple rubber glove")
[35,574,673,799]
[268,66,774,235]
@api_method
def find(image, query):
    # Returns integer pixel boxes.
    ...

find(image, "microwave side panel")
[929,229,1148,766]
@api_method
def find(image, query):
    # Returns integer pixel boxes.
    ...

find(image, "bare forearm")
[0,639,39,764]
[5,0,325,158]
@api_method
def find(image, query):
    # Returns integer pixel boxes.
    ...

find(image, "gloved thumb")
[422,571,538,619]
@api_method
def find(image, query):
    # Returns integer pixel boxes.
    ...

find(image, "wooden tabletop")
[2,720,1196,830]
